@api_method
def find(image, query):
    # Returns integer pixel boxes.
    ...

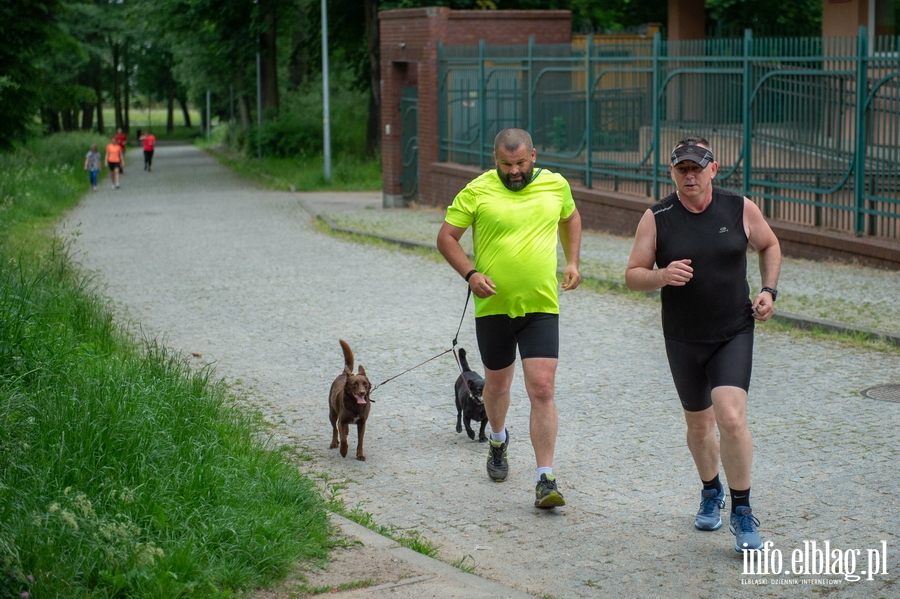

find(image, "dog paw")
[456,424,462,433]
[356,455,366,461]
[478,435,488,443]
[329,442,339,449]
[466,431,475,440]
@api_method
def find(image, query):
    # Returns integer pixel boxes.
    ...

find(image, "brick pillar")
[667,0,706,41]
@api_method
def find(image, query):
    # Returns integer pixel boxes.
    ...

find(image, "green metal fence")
[438,27,900,240]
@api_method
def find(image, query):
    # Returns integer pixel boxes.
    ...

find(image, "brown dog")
[329,339,372,461]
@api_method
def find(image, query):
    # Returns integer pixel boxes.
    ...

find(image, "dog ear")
[343,365,353,376]
[358,365,366,377]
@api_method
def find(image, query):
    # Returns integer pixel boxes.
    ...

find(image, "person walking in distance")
[624,136,782,552]
[437,128,582,509]
[114,127,127,174]
[140,129,156,171]
[104,136,125,189]
[84,143,101,191]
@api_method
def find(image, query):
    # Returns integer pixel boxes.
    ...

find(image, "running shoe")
[486,430,509,482]
[729,506,763,552]
[694,487,726,531]
[534,473,565,508]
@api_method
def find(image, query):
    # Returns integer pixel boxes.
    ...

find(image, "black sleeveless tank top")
[652,187,754,342]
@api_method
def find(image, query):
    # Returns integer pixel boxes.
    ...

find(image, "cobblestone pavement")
[62,144,899,598]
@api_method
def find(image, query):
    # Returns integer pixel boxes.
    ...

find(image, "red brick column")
[379,9,572,208]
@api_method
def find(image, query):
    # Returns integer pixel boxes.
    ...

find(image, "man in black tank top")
[625,137,782,553]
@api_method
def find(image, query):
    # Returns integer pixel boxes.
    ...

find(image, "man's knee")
[685,408,716,438]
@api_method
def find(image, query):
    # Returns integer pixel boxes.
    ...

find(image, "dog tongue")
[356,395,367,404]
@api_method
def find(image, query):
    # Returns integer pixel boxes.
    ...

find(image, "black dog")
[455,348,488,442]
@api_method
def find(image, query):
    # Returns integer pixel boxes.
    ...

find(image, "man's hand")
[561,264,581,290]
[663,259,693,286]
[751,291,775,321]
[467,272,497,298]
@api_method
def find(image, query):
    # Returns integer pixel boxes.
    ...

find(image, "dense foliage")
[1,0,824,152]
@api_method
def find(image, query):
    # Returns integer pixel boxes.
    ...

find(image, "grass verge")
[198,134,381,192]
[0,133,332,598]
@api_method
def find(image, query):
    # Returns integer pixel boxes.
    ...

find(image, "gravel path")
[62,144,899,598]
[325,209,900,336]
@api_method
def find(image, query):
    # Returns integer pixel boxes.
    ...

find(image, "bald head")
[494,128,533,154]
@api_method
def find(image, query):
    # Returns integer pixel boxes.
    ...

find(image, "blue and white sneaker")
[729,506,763,552]
[694,488,726,531]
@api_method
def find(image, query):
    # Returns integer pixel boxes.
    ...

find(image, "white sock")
[490,429,507,444]
[537,467,553,481]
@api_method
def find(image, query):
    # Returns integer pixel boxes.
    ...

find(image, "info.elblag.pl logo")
[741,540,889,584]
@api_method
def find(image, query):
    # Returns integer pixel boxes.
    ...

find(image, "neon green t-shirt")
[444,168,576,318]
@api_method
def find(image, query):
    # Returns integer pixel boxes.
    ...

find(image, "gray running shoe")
[730,506,763,552]
[694,487,726,531]
[534,473,565,509]
[486,430,509,482]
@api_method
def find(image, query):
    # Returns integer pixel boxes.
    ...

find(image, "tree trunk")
[123,43,130,132]
[82,103,95,130]
[42,109,61,133]
[112,42,123,128]
[95,80,105,134]
[167,79,175,133]
[365,0,380,159]
[61,109,74,131]
[239,93,250,132]
[260,1,279,114]
[179,95,192,128]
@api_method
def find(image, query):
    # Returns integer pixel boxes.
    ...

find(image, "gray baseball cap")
[671,144,714,168]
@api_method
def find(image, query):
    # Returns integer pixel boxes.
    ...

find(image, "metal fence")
[438,27,900,240]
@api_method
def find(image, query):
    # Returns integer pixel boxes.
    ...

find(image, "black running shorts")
[664,331,754,412]
[475,312,559,371]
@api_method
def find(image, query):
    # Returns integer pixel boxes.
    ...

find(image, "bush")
[251,72,370,160]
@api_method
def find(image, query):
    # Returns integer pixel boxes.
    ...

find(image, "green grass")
[101,107,202,131]
[196,106,382,193]
[0,133,333,598]
[204,144,382,192]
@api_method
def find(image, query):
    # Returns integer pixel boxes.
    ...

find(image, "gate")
[438,29,900,240]
[400,87,419,203]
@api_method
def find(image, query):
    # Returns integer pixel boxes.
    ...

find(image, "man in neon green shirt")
[437,128,582,509]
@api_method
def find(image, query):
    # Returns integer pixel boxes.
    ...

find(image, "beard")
[498,165,534,191]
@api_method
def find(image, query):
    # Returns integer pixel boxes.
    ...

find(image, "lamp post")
[322,0,331,182]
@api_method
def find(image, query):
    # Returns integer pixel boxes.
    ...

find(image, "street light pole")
[257,36,263,160]
[321,0,331,182]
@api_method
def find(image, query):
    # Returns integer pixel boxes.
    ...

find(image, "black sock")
[702,475,722,494]
[730,487,751,513]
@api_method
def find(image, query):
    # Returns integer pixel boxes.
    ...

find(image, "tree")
[706,0,821,37]
[0,0,65,147]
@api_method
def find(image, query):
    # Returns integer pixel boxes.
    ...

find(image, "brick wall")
[424,161,900,270]
[379,8,571,207]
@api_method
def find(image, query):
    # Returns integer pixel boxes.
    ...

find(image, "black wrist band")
[465,269,478,282]
[761,286,778,301]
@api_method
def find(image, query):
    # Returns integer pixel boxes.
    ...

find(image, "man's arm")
[625,209,693,291]
[436,221,496,298]
[744,198,781,320]
[558,209,582,290]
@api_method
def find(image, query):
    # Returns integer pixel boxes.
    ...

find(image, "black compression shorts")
[475,312,559,371]
[664,330,754,412]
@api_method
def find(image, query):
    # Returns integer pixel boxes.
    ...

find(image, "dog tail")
[339,339,354,372]
[458,347,472,373]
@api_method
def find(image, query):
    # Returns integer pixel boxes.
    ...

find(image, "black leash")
[371,287,473,394]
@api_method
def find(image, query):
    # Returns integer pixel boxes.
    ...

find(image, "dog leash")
[371,287,473,394]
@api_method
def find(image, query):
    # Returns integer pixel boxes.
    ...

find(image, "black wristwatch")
[761,287,778,301]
